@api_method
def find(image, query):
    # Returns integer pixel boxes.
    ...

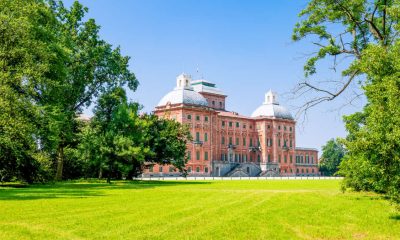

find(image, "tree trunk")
[55,145,64,181]
[98,167,103,179]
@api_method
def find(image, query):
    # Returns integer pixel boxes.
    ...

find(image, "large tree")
[0,0,65,182]
[293,0,400,204]
[41,1,138,180]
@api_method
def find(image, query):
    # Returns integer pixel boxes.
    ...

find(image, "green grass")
[0,180,399,240]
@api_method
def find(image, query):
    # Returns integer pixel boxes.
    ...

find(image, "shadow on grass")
[389,215,400,221]
[0,180,212,201]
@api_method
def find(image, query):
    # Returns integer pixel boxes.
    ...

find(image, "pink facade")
[144,74,319,177]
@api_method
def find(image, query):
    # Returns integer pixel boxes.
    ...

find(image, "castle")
[143,73,319,177]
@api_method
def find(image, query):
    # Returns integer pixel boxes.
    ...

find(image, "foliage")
[319,138,346,176]
[0,0,138,182]
[141,114,192,175]
[339,41,400,204]
[42,1,138,180]
[294,0,400,205]
[0,0,62,183]
[79,88,191,182]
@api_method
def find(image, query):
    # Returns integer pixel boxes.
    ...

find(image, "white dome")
[251,90,293,119]
[157,89,208,107]
[251,104,293,119]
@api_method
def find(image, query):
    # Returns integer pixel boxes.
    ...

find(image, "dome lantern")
[175,73,192,90]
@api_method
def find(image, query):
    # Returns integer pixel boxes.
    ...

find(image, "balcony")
[249,146,261,152]
[227,144,236,149]
[193,140,203,146]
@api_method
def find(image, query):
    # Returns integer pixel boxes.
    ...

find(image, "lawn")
[0,180,399,240]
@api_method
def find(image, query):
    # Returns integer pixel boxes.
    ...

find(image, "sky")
[64,0,365,152]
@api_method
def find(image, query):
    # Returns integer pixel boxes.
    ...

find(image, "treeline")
[0,0,191,183]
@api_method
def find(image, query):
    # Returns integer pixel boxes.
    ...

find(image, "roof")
[217,111,253,120]
[251,104,293,119]
[295,147,319,152]
[191,79,226,96]
[157,88,208,107]
[251,91,293,120]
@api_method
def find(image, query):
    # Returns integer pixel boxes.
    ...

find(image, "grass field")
[0,180,399,240]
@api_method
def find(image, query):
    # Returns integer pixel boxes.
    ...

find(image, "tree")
[79,89,192,182]
[140,114,192,176]
[39,1,138,180]
[293,0,400,204]
[319,138,346,176]
[0,0,64,182]
[79,87,144,183]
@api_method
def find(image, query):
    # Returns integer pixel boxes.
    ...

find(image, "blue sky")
[64,0,364,152]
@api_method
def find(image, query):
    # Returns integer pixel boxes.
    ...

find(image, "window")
[306,169,309,173]
[196,167,200,172]
[247,167,250,173]
[284,155,287,163]
[257,139,260,146]
[221,154,224,161]
[290,140,292,148]
[297,168,299,173]
[250,155,253,161]
[250,138,253,147]
[169,167,174,172]
[159,166,163,172]
[187,114,192,120]
[301,169,304,173]
[267,125,271,129]
[243,138,246,146]
[204,152,208,161]
[312,169,314,173]
[229,137,233,145]
[204,116,209,122]
[268,154,271,162]
[188,167,192,172]
[278,155,281,163]
[284,126,287,131]
[235,137,239,145]
[205,167,208,173]
[243,124,246,129]
[219,102,223,108]
[278,126,281,130]
[290,155,292,163]
[212,101,215,106]
[229,122,233,127]
[235,154,238,162]
[257,155,261,162]
[278,139,281,147]
[250,125,252,129]
[290,127,292,132]
[236,122,239,128]
[149,166,153,172]
[196,132,200,141]
[311,156,314,164]
[187,151,191,160]
[196,151,200,160]
[222,121,225,127]
[204,133,208,142]
[221,136,225,145]
[196,115,200,121]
